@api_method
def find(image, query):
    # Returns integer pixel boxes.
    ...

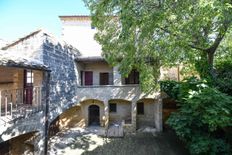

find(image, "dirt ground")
[48,127,189,155]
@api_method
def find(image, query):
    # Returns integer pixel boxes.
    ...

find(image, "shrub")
[160,80,180,99]
[214,60,232,96]
[167,86,232,155]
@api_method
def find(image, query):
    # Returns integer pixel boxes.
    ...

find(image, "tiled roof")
[76,56,106,62]
[0,50,49,71]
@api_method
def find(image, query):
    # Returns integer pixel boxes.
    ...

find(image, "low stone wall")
[123,123,136,134]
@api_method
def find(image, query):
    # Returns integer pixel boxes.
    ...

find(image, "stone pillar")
[104,101,109,128]
[131,101,137,132]
[155,97,163,132]
[113,66,122,86]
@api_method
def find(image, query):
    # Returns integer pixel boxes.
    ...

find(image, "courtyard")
[48,127,189,155]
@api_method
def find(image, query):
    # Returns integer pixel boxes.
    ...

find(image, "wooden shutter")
[84,71,93,86]
[100,73,109,85]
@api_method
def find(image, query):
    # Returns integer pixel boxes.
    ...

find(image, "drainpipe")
[44,71,51,155]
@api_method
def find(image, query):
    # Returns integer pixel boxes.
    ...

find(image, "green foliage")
[160,80,180,99]
[161,77,208,101]
[85,0,232,91]
[167,83,232,154]
[214,60,232,96]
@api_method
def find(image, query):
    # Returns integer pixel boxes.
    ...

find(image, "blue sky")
[0,0,90,41]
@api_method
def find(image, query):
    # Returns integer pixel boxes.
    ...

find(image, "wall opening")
[88,105,100,126]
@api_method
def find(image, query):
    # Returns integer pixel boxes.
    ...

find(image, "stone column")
[131,101,137,132]
[155,97,163,132]
[104,100,109,128]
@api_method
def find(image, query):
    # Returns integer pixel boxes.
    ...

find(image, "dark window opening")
[125,69,139,84]
[109,103,117,112]
[137,102,144,115]
[100,72,109,85]
[80,71,83,86]
[84,71,93,86]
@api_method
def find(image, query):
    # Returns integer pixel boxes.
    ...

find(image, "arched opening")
[136,98,156,129]
[108,99,131,124]
[88,105,100,126]
[0,131,38,155]
[49,105,84,137]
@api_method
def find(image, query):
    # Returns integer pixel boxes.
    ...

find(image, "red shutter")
[84,71,93,85]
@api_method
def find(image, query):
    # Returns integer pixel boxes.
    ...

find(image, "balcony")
[0,87,44,125]
[76,85,158,102]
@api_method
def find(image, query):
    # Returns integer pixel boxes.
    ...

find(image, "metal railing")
[0,87,44,124]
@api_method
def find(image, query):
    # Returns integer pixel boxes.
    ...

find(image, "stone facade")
[56,16,165,134]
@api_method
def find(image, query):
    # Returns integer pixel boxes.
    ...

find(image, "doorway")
[88,105,100,126]
[24,70,33,105]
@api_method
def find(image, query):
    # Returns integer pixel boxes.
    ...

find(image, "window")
[125,69,139,84]
[137,102,144,115]
[109,103,117,112]
[25,70,34,86]
[100,72,109,85]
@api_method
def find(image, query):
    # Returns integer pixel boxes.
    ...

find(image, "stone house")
[0,29,79,154]
[57,15,163,134]
[0,15,179,154]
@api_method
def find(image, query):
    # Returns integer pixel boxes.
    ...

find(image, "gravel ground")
[48,127,189,155]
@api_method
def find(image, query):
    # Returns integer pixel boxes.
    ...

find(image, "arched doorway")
[88,105,100,126]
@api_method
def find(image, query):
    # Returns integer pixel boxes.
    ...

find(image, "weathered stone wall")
[137,99,157,128]
[2,32,44,62]
[41,36,80,121]
[109,100,131,123]
[57,105,83,128]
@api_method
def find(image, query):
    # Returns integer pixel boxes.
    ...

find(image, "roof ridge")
[1,29,43,50]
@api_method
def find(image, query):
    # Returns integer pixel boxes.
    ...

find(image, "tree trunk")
[207,51,215,79]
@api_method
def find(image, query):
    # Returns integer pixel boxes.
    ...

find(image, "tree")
[84,0,232,91]
[166,78,232,154]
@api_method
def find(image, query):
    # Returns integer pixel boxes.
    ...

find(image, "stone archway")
[88,105,100,126]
